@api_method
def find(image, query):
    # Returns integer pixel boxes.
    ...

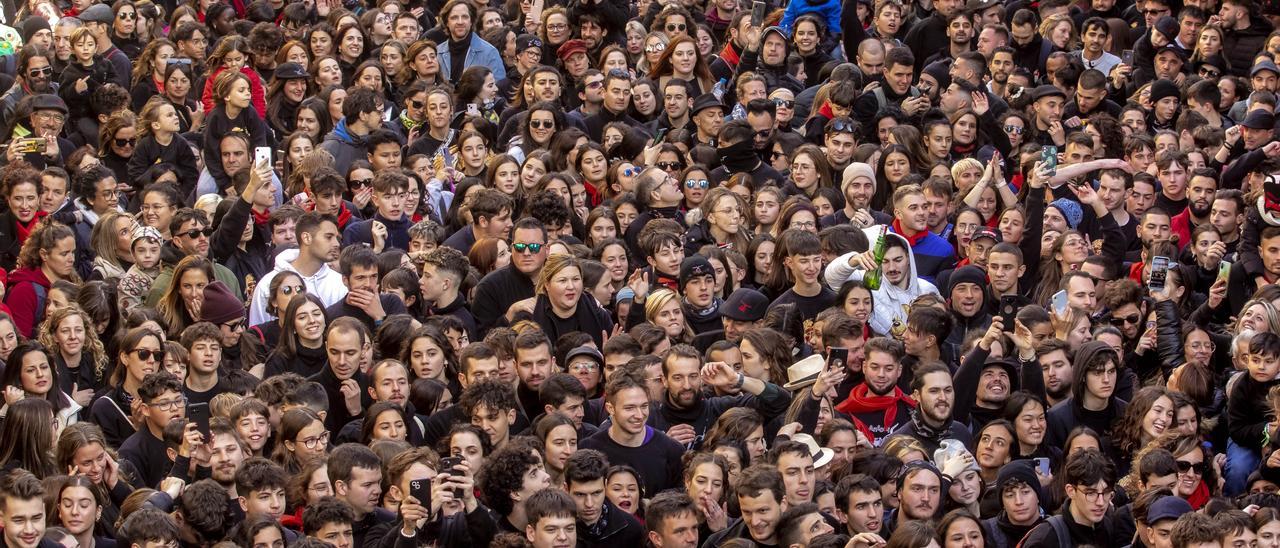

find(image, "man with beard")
[987,47,1015,98]
[710,121,784,188]
[473,218,549,331]
[580,369,685,495]
[835,337,914,444]
[248,212,347,325]
[206,420,248,495]
[955,345,1025,433]
[904,0,964,70]
[1210,189,1245,256]
[942,266,992,354]
[826,163,892,228]
[650,344,791,448]
[1219,0,1275,78]
[0,45,55,131]
[50,18,81,74]
[855,39,886,84]
[1170,169,1219,252]
[883,461,944,535]
[890,362,972,453]
[1032,338,1074,407]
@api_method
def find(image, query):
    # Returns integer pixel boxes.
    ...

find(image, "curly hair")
[38,304,108,385]
[477,444,543,517]
[17,219,76,275]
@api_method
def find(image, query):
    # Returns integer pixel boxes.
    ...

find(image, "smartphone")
[1121,49,1134,65]
[1218,260,1232,282]
[1051,290,1068,316]
[1040,145,1058,177]
[254,146,272,167]
[1149,255,1170,292]
[1267,179,1280,214]
[408,478,431,505]
[751,0,765,27]
[651,126,669,146]
[999,295,1019,329]
[826,347,849,374]
[440,456,464,497]
[187,404,211,438]
[1034,457,1051,476]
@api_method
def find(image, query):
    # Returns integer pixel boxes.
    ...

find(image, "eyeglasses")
[147,396,187,411]
[665,23,687,32]
[1141,8,1169,14]
[1109,314,1141,326]
[754,129,773,140]
[33,112,64,123]
[586,80,605,89]
[350,178,373,188]
[685,179,709,189]
[645,43,666,53]
[571,362,599,373]
[771,150,786,160]
[1003,125,1024,135]
[180,228,214,239]
[530,119,555,129]
[657,161,683,171]
[773,99,794,109]
[299,431,330,450]
[512,242,545,254]
[281,285,304,295]
[1077,487,1114,502]
[545,23,569,31]
[118,11,136,19]
[114,138,137,147]
[223,320,245,332]
[1176,460,1207,475]
[1199,67,1221,78]
[27,66,52,78]
[790,220,817,229]
[621,166,642,177]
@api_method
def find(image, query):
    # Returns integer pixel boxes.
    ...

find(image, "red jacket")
[3,267,50,338]
[201,66,267,119]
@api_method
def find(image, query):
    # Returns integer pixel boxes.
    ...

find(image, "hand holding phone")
[1041,145,1058,177]
[440,456,465,498]
[1052,290,1068,316]
[1149,256,1170,292]
[751,0,765,27]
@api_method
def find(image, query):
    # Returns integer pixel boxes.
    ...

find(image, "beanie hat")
[19,16,49,44]
[841,163,876,196]
[679,256,715,289]
[996,460,1045,508]
[199,281,244,325]
[923,60,951,92]
[1049,198,1083,229]
[1149,79,1181,105]
[1153,15,1178,41]
[946,265,987,298]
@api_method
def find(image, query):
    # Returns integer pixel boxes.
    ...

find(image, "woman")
[740,328,791,384]
[285,459,332,529]
[88,210,133,284]
[307,24,337,59]
[447,424,492,477]
[455,131,490,178]
[684,451,730,541]
[629,79,660,122]
[263,293,329,379]
[155,256,213,339]
[56,422,135,537]
[160,63,201,134]
[468,238,511,277]
[37,306,105,409]
[973,419,1014,485]
[524,254,613,347]
[784,144,832,200]
[703,408,767,464]
[334,25,367,83]
[97,111,137,190]
[5,220,77,337]
[685,187,750,256]
[87,327,162,447]
[937,509,986,548]
[1039,14,1077,53]
[359,401,408,444]
[56,475,114,548]
[235,514,287,548]
[641,288,692,344]
[509,101,563,163]
[535,413,577,487]
[277,40,311,68]
[574,144,609,206]
[605,465,644,517]
[272,407,329,474]
[129,39,177,113]
[311,56,344,89]
[266,63,312,137]
[873,145,913,211]
[403,40,444,87]
[2,341,79,428]
[400,326,461,398]
[0,398,58,477]
[455,66,503,125]
[1112,386,1174,470]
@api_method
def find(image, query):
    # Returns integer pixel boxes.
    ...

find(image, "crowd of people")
[0,0,1275,545]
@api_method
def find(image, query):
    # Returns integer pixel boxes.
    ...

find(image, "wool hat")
[996,460,1045,508]
[719,288,769,322]
[199,281,244,325]
[1153,15,1178,40]
[946,265,987,297]
[556,39,587,62]
[19,16,50,44]
[922,60,951,92]
[841,162,875,195]
[1049,198,1083,229]
[1149,79,1180,105]
[679,256,715,289]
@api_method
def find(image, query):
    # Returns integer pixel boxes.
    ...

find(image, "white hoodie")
[823,225,940,335]
[247,248,349,325]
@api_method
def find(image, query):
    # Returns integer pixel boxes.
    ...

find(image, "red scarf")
[835,384,917,431]
[891,219,928,246]
[718,42,741,68]
[1186,480,1211,510]
[14,211,48,244]
[252,207,272,226]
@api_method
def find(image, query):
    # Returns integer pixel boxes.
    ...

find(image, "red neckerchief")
[251,207,271,226]
[817,101,834,119]
[1187,480,1211,510]
[719,42,741,67]
[153,75,165,94]
[655,273,679,292]
[1128,261,1145,282]
[584,180,602,208]
[14,211,48,244]
[835,384,917,430]
[956,257,971,268]
[891,218,928,246]
[306,196,353,229]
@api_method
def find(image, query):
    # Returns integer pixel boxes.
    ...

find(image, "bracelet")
[734,373,745,389]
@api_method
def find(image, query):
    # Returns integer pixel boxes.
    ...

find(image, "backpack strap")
[31,282,46,329]
[1047,515,1071,547]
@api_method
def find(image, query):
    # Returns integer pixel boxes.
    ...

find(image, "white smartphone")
[254,146,272,167]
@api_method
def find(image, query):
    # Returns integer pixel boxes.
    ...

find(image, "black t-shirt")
[1155,194,1188,217]
[767,287,836,322]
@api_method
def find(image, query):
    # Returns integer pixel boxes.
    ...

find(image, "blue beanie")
[1050,198,1083,229]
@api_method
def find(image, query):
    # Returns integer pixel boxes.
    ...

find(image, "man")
[328,444,395,547]
[75,4,130,87]
[435,1,505,83]
[566,70,605,124]
[1075,18,1120,76]
[835,475,884,538]
[826,229,939,336]
[421,246,479,340]
[853,48,923,127]
[922,178,954,238]
[770,441,816,506]
[1211,189,1246,254]
[1137,493,1193,548]
[1067,69,1122,122]
[892,362,972,452]
[248,212,347,324]
[884,461,943,534]
[855,39,885,82]
[888,184,956,282]
[324,246,407,332]
[68,164,120,277]
[473,218,548,331]
[949,51,1009,117]
[579,369,685,496]
[835,337,913,443]
[651,345,791,448]
[584,70,640,142]
[769,231,835,320]
[981,460,1045,546]
[691,94,725,146]
[703,465,787,547]
[235,457,288,522]
[825,163,891,229]
[1028,85,1068,147]
[524,489,578,548]
[302,497,356,548]
[321,87,384,176]
[938,12,975,61]
[709,121,784,189]
[171,22,209,70]
[823,117,858,173]
[1171,169,1219,251]
[904,0,963,70]
[120,372,188,488]
[50,17,81,73]
[645,492,700,548]
[480,443,552,534]
[0,45,56,131]
[1219,0,1274,77]
[745,99,777,154]
[181,322,231,416]
[462,380,521,450]
[0,470,49,548]
[512,329,559,420]
[394,12,422,43]
[692,287,768,352]
[312,317,372,432]
[1155,150,1191,214]
[1022,448,1124,546]
[343,170,418,251]
[776,503,835,548]
[1045,342,1124,448]
[443,188,513,255]
[987,46,1016,98]
[565,450,645,546]
[976,24,1009,58]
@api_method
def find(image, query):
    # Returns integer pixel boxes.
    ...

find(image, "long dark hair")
[275,293,328,359]
[2,341,70,412]
[0,398,58,477]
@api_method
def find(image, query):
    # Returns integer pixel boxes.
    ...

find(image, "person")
[327,443,395,547]
[564,449,646,546]
[579,368,685,496]
[524,488,578,548]
[649,344,792,448]
[0,470,49,548]
[703,464,787,546]
[1021,448,1125,546]
[248,212,347,325]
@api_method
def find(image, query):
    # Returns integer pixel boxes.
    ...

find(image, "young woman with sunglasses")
[87,327,164,447]
[97,111,137,190]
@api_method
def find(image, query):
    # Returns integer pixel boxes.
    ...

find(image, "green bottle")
[864,226,888,290]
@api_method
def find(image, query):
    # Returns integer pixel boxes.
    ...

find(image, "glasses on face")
[685,179,709,189]
[181,228,214,239]
[34,112,65,123]
[281,285,304,295]
[530,119,555,129]
[118,11,136,19]
[1109,314,1141,326]
[512,242,544,254]
[299,431,330,449]
[621,166,642,177]
[223,320,245,332]
[773,98,794,109]
[586,80,605,89]
[1077,487,1114,502]
[1176,460,1207,475]
[754,129,773,140]
[790,220,817,229]
[657,161,683,171]
[409,99,424,109]
[546,23,568,31]
[1141,8,1169,15]
[1003,125,1024,135]
[1199,67,1221,78]
[771,149,786,160]
[350,178,373,189]
[645,43,666,53]
[147,396,187,411]
[666,23,687,32]
[27,66,52,78]
[114,138,137,147]
[572,362,599,373]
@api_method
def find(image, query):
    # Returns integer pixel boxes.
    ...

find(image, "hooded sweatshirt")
[1044,340,1128,449]
[3,266,50,337]
[320,118,369,177]
[824,227,941,335]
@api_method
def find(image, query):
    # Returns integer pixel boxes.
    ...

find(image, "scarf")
[718,41,741,68]
[891,218,928,246]
[252,207,272,226]
[399,109,424,133]
[718,140,760,173]
[907,407,951,444]
[14,211,47,243]
[835,384,917,430]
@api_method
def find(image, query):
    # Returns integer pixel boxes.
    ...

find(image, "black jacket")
[578,501,646,548]
[647,383,792,449]
[471,264,537,332]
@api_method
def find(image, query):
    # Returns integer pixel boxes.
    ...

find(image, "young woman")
[272,407,329,474]
[266,64,312,137]
[87,327,163,446]
[535,413,577,487]
[155,255,213,339]
[644,288,693,345]
[605,465,645,517]
[2,340,80,428]
[400,326,461,398]
[263,294,329,379]
[455,66,503,125]
[57,475,114,548]
[359,401,408,444]
[785,145,833,201]
[5,220,78,337]
[160,63,201,134]
[97,111,137,189]
[0,397,59,477]
[683,452,730,541]
[128,38,176,113]
[37,306,105,408]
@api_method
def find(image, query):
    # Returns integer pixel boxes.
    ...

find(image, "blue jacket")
[888,226,956,284]
[436,34,507,82]
[779,0,841,35]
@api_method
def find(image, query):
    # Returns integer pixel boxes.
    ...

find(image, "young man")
[1170,168,1219,251]
[328,444,395,548]
[0,471,49,548]
[893,362,972,452]
[312,317,372,432]
[1045,341,1123,448]
[308,168,362,233]
[419,246,478,339]
[461,380,520,450]
[703,465,787,547]
[480,444,552,534]
[776,502,835,548]
[320,87,384,175]
[564,449,645,545]
[1170,512,1222,548]
[768,230,835,320]
[514,329,556,419]
[236,457,290,525]
[887,184,956,282]
[302,497,356,548]
[364,129,403,172]
[180,322,228,423]
[982,460,1045,546]
[650,344,791,448]
[835,475,884,539]
[442,188,514,255]
[676,257,722,335]
[120,372,188,488]
[524,488,578,548]
[769,441,816,506]
[1154,150,1191,215]
[472,218,548,331]
[835,337,912,443]
[325,246,408,332]
[248,211,347,325]
[205,419,248,494]
[579,369,685,496]
[644,492,700,548]
[1025,448,1122,547]
[341,170,415,251]
[1137,493,1193,548]
[583,70,639,142]
[826,231,938,335]
[118,507,181,548]
[884,461,943,533]
[623,169,686,259]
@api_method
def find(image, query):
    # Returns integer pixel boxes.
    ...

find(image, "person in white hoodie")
[248,212,348,325]
[824,226,940,336]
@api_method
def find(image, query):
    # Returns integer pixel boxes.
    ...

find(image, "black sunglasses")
[773,99,794,109]
[666,23,687,31]
[350,178,373,188]
[530,120,555,129]
[132,349,166,361]
[657,161,683,170]
[27,66,52,77]
[1176,460,1207,475]
[409,99,424,109]
[1109,314,1141,326]
[114,138,137,147]
[180,228,214,239]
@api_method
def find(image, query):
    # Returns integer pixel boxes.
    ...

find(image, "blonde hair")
[950,158,983,184]
[535,253,582,295]
[210,392,244,419]
[882,434,928,462]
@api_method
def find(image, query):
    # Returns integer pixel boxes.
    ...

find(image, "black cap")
[78,4,114,23]
[1153,43,1186,61]
[971,227,1002,243]
[1243,110,1276,129]
[565,345,604,366]
[30,94,67,115]
[516,34,543,52]
[679,256,715,289]
[273,62,308,80]
[691,93,724,115]
[1154,15,1178,39]
[719,288,769,322]
[1031,85,1066,102]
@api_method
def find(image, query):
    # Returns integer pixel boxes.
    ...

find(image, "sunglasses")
[773,99,794,109]
[685,179,709,189]
[1109,314,1141,326]
[530,119,555,129]
[621,166,642,177]
[115,138,137,147]
[281,285,304,295]
[1003,125,1025,135]
[666,23,687,32]
[350,178,373,188]
[754,129,773,139]
[223,320,245,331]
[409,99,424,109]
[645,43,666,53]
[512,242,544,254]
[1199,67,1221,78]
[132,349,166,362]
[27,66,52,78]
[657,161,683,170]
[180,228,214,239]
[118,11,136,19]
[1176,460,1206,475]
[829,119,856,134]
